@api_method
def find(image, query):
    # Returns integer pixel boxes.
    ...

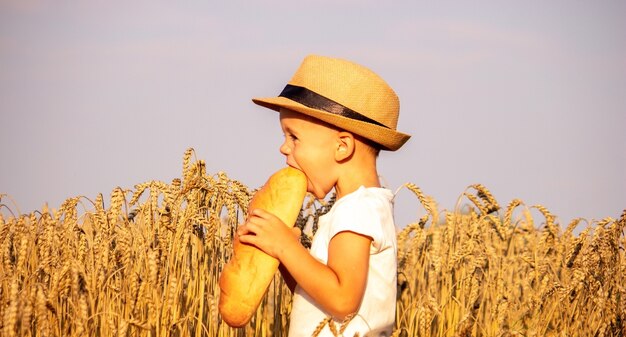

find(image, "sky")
[1,1,624,230]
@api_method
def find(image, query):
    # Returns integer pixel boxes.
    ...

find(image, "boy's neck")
[334,155,380,199]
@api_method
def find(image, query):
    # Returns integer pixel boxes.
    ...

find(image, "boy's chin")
[309,188,329,200]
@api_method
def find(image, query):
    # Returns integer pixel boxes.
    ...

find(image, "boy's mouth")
[285,163,310,188]
[285,161,300,171]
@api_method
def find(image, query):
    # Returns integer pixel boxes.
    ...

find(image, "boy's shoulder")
[330,186,393,213]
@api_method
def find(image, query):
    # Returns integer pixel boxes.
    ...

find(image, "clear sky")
[1,1,624,229]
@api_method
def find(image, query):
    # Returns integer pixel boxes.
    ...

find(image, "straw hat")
[252,55,411,151]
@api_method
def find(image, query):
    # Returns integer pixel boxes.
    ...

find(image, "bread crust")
[218,167,307,327]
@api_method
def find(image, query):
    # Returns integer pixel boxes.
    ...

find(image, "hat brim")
[252,96,410,151]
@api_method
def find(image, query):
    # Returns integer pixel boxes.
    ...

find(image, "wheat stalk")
[0,149,623,337]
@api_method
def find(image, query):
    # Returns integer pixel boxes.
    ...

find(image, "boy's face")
[279,109,339,199]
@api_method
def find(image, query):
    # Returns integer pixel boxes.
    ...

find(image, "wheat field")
[1,149,624,337]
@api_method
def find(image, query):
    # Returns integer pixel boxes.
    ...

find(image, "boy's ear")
[335,132,355,162]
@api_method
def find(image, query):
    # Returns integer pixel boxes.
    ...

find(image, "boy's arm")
[238,208,371,320]
[278,264,297,293]
[285,231,371,320]
[278,225,300,293]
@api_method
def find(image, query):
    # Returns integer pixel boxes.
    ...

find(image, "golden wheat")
[0,148,624,337]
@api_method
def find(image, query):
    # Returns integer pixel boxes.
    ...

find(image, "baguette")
[218,167,307,327]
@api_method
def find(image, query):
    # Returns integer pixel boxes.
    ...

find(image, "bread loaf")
[218,167,307,327]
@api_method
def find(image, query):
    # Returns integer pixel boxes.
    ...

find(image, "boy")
[237,55,410,336]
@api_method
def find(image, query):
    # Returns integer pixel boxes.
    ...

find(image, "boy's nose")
[279,142,290,156]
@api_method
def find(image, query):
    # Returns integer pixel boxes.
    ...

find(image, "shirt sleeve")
[325,190,389,253]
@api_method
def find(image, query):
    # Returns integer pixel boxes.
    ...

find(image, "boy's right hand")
[237,208,301,261]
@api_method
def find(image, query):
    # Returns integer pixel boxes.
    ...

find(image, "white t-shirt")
[288,186,398,337]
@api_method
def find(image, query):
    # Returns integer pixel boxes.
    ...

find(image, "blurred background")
[1,1,624,229]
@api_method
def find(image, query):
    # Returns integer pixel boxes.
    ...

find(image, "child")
[237,55,410,337]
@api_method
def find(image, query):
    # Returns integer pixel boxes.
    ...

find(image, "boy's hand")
[237,208,300,260]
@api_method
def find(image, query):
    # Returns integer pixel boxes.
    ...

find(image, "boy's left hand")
[237,208,300,259]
